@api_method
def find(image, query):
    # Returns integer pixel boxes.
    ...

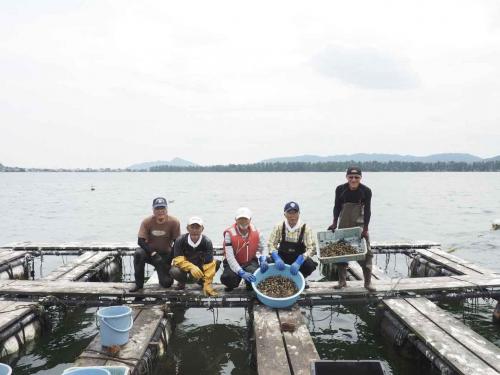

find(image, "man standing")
[328,167,375,291]
[130,197,180,292]
[170,216,219,297]
[267,201,317,280]
[221,207,267,291]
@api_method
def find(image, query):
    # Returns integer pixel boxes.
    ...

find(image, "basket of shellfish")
[317,227,367,264]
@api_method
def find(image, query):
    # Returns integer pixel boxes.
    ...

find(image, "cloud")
[311,45,419,89]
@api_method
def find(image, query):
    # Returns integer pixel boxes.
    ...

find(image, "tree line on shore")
[2,160,500,172]
[150,160,500,172]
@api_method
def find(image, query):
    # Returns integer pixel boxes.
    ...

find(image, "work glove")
[361,226,369,239]
[290,254,305,275]
[259,255,269,273]
[327,220,338,232]
[238,269,256,283]
[271,251,286,271]
[172,256,204,280]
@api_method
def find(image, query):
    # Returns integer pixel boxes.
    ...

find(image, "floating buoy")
[492,219,500,230]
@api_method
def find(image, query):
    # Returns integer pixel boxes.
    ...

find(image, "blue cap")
[284,201,300,212]
[152,197,167,209]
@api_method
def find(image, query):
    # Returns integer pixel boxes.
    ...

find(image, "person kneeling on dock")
[130,197,180,292]
[221,207,267,291]
[170,216,220,297]
[267,201,318,283]
[328,167,375,292]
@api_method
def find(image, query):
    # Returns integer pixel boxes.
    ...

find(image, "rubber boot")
[363,267,376,292]
[334,265,347,289]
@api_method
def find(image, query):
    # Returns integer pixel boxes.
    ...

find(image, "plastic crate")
[317,227,367,264]
[63,367,129,375]
[311,360,389,375]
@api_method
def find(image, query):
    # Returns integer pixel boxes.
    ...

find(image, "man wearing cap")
[130,197,181,292]
[328,167,375,291]
[170,216,219,297]
[267,201,318,280]
[221,207,267,291]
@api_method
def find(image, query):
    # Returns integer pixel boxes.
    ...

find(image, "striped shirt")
[267,220,317,258]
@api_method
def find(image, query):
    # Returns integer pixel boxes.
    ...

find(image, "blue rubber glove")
[271,251,285,271]
[290,254,305,275]
[259,255,269,273]
[238,269,256,283]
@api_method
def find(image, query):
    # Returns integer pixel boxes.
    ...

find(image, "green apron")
[338,202,373,271]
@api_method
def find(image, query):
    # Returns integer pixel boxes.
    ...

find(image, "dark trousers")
[133,248,173,288]
[272,252,317,278]
[220,259,259,289]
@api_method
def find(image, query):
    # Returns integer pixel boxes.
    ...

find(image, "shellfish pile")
[256,276,298,298]
[320,240,358,257]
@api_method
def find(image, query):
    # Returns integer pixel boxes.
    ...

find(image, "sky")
[0,0,499,168]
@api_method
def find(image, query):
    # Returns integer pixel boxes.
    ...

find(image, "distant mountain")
[261,153,484,163]
[127,158,198,170]
[485,155,500,161]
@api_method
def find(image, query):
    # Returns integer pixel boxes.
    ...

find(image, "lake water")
[1,172,499,374]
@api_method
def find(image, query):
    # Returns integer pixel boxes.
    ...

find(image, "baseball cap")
[346,167,362,176]
[152,197,168,209]
[284,201,300,212]
[235,207,252,220]
[188,216,204,226]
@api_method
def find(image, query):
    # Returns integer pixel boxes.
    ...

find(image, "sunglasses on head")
[347,175,361,180]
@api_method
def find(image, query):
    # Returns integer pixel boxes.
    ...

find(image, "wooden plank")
[61,252,113,281]
[0,301,37,331]
[254,305,291,375]
[43,252,97,281]
[76,308,142,367]
[384,299,499,375]
[406,298,500,372]
[277,307,319,375]
[371,241,441,250]
[0,250,26,264]
[105,307,164,367]
[416,248,496,276]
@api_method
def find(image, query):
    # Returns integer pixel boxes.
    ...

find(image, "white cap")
[235,207,252,220]
[188,216,204,226]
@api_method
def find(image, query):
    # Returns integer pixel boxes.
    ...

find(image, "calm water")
[1,172,499,374]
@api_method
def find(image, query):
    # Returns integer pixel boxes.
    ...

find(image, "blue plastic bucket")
[96,306,133,347]
[252,264,305,308]
[0,363,12,375]
[63,368,111,375]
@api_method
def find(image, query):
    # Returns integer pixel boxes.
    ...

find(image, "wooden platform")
[43,251,116,281]
[253,305,319,375]
[384,297,500,375]
[75,306,166,372]
[415,247,498,276]
[1,273,500,305]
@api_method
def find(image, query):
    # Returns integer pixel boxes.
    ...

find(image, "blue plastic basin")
[63,368,111,375]
[252,264,305,308]
[0,363,12,375]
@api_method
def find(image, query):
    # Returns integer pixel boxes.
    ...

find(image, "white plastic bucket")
[96,306,133,347]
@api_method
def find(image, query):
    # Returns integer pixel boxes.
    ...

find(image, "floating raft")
[0,251,120,358]
[0,250,28,280]
[381,297,500,375]
[75,306,169,374]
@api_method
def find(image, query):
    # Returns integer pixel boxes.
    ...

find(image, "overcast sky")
[1,0,499,168]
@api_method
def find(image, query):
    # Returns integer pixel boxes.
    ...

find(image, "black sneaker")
[129,284,142,293]
[224,287,234,292]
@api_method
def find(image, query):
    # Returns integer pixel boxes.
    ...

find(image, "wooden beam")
[277,307,319,375]
[253,305,291,375]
